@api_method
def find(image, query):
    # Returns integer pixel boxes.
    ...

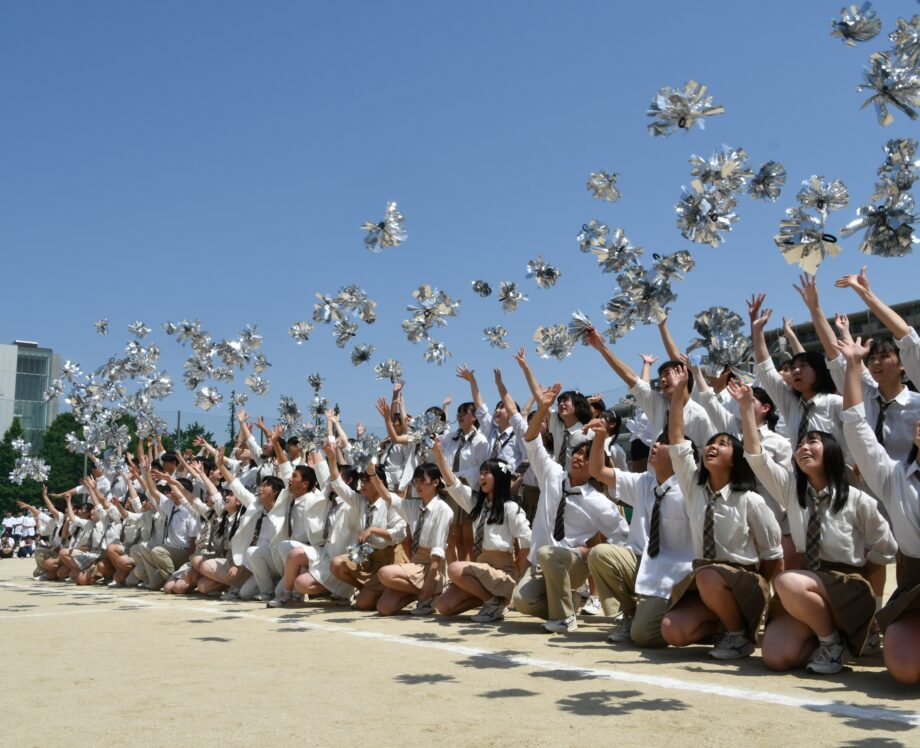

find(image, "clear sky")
[1,1,917,438]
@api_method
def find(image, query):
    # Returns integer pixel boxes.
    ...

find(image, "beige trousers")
[513,546,590,621]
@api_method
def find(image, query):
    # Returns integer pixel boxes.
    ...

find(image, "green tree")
[38,412,88,498]
[161,422,215,456]
[0,418,40,513]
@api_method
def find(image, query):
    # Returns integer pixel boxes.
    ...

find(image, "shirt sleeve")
[229,478,258,509]
[445,479,475,513]
[754,358,801,426]
[525,434,558,487]
[246,435,264,465]
[746,495,784,560]
[506,503,532,548]
[330,475,361,509]
[668,443,701,513]
[385,505,407,544]
[854,489,899,565]
[699,389,741,435]
[613,470,643,508]
[897,327,920,387]
[429,504,453,560]
[743,450,794,511]
[840,404,899,505]
[629,379,663,426]
[475,405,494,437]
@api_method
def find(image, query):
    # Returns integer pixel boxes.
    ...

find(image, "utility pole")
[228,389,236,448]
[175,411,181,452]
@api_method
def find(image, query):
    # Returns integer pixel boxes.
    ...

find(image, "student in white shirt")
[105,471,154,587]
[457,365,526,471]
[375,462,454,616]
[510,382,629,634]
[585,421,696,647]
[737,377,896,674]
[57,484,107,585]
[430,438,531,623]
[662,364,784,661]
[840,337,920,684]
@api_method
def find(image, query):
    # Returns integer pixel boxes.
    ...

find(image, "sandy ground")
[0,559,918,747]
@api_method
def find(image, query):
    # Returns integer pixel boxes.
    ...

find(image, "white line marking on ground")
[2,580,917,727]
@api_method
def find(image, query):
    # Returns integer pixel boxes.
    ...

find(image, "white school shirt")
[475,404,525,470]
[754,358,846,458]
[827,353,920,466]
[444,479,531,552]
[389,494,453,559]
[442,429,490,487]
[896,327,920,388]
[614,471,695,598]
[379,440,409,490]
[21,516,36,537]
[842,403,920,558]
[11,517,23,534]
[548,411,588,471]
[669,443,783,565]
[156,497,199,549]
[630,379,715,450]
[518,414,629,566]
[330,476,407,549]
[745,448,896,567]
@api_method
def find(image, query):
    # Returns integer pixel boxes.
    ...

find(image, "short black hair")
[558,391,593,424]
[658,361,694,393]
[292,465,317,491]
[161,451,179,464]
[696,432,756,492]
[260,476,285,497]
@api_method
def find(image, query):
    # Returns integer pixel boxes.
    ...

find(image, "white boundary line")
[2,580,918,728]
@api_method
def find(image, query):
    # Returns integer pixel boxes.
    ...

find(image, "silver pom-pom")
[374,358,403,382]
[313,293,342,324]
[675,183,738,247]
[95,319,109,335]
[289,321,314,344]
[534,324,575,361]
[577,219,608,253]
[10,453,50,485]
[401,318,429,344]
[471,280,492,297]
[587,171,622,202]
[406,410,446,449]
[858,51,920,127]
[212,366,235,383]
[277,395,302,430]
[336,285,378,324]
[252,353,271,374]
[244,374,270,396]
[307,373,324,393]
[239,324,262,352]
[497,281,528,313]
[308,394,328,420]
[775,208,842,274]
[526,255,563,289]
[483,326,509,349]
[688,145,752,197]
[293,423,320,452]
[568,311,595,346]
[333,319,358,348]
[61,360,82,382]
[890,14,920,64]
[873,138,919,202]
[591,227,643,273]
[651,250,696,283]
[647,80,725,137]
[351,344,375,366]
[601,295,638,343]
[748,161,787,202]
[216,339,248,369]
[139,372,172,400]
[687,306,753,368]
[346,542,375,567]
[128,321,151,339]
[403,284,461,344]
[831,2,882,46]
[796,175,849,219]
[423,339,452,366]
[840,193,919,257]
[349,434,381,473]
[362,201,407,253]
[42,379,64,402]
[195,387,223,411]
[232,392,249,408]
[12,437,29,455]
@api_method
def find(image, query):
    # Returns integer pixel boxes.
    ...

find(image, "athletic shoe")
[579,596,602,616]
[606,614,634,644]
[36,573,49,581]
[862,630,882,656]
[107,580,123,588]
[471,598,506,623]
[806,642,846,674]
[410,597,437,616]
[267,591,302,608]
[543,615,578,634]
[220,589,241,601]
[709,632,755,660]
[137,583,148,589]
[253,593,273,602]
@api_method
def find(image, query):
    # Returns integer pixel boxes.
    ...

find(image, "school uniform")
[388,493,453,594]
[68,510,106,572]
[134,496,199,590]
[588,472,696,647]
[747,444,896,654]
[331,475,408,592]
[630,379,715,452]
[548,411,588,471]
[842,404,920,632]
[512,414,629,622]
[667,442,783,639]
[475,404,526,470]
[896,327,920,388]
[445,478,531,600]
[378,440,409,494]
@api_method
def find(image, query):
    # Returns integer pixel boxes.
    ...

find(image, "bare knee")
[884,618,920,684]
[694,568,724,596]
[660,614,689,646]
[447,561,465,582]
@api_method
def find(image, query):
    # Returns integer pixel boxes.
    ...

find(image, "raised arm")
[730,380,761,456]
[512,346,543,399]
[375,397,409,444]
[41,484,61,521]
[836,266,911,339]
[586,419,616,487]
[322,441,341,483]
[793,273,839,360]
[365,461,394,506]
[639,353,657,383]
[494,368,517,417]
[457,364,484,410]
[585,329,639,388]
[525,384,560,443]
[430,437,457,488]
[667,365,689,445]
[781,317,805,355]
[839,337,872,410]
[657,314,682,362]
[749,293,773,364]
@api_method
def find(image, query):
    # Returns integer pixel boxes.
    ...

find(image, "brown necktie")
[472,506,489,558]
[804,487,828,572]
[703,488,718,560]
[411,507,427,556]
[646,485,670,558]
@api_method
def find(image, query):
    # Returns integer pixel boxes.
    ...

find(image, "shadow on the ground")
[556,689,687,717]
[394,673,456,685]
[479,688,538,699]
[454,650,530,670]
[194,636,231,643]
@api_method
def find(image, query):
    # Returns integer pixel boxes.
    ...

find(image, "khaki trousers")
[587,543,637,616]
[137,544,191,590]
[513,546,590,621]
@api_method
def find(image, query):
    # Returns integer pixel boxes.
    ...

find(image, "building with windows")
[0,341,62,449]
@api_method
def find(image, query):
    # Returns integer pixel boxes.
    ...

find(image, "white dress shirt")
[897,327,920,389]
[330,476,407,549]
[548,411,588,470]
[445,479,531,552]
[389,495,453,559]
[442,428,490,487]
[475,404,525,470]
[842,403,920,558]
[630,379,715,450]
[669,443,783,565]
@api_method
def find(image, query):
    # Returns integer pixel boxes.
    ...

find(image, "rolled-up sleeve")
[897,328,920,387]
[429,504,453,560]
[746,496,784,560]
[744,450,793,512]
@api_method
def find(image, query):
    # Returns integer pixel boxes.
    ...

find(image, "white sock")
[875,595,884,612]
[818,630,841,646]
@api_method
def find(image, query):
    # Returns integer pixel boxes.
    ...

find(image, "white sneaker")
[606,614,634,644]
[862,630,882,656]
[543,615,578,634]
[806,641,846,674]
[709,631,755,660]
[579,596,602,616]
[253,593,273,602]
[267,591,302,608]
[410,597,437,616]
[220,589,241,601]
[107,580,123,588]
[471,598,506,623]
[137,583,148,589]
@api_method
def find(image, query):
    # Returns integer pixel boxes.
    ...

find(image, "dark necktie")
[228,509,243,541]
[321,499,340,546]
[662,407,671,441]
[411,507,427,556]
[490,431,506,459]
[452,433,467,473]
[797,400,814,445]
[646,485,670,558]
[554,479,579,542]
[703,488,718,560]
[874,395,895,445]
[472,505,489,558]
[286,498,295,538]
[556,428,570,466]
[164,504,179,545]
[364,501,376,532]
[804,487,828,572]
[249,512,265,547]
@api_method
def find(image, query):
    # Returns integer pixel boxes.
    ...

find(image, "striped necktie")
[556,429,570,466]
[321,499,340,546]
[804,487,829,572]
[796,400,814,445]
[364,500,376,531]
[411,507,427,556]
[874,395,895,445]
[703,487,718,560]
[452,433,468,473]
[472,505,489,558]
[646,485,670,558]
[553,479,580,542]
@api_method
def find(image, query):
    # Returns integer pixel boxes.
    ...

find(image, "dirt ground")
[0,559,917,747]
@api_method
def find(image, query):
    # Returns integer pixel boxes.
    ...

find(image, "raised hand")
[836,336,872,362]
[455,364,475,383]
[375,397,391,418]
[726,379,753,404]
[792,273,820,310]
[834,266,871,295]
[639,353,658,365]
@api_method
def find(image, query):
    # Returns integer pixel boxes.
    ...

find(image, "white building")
[0,341,61,449]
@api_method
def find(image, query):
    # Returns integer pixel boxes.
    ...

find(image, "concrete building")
[0,341,62,449]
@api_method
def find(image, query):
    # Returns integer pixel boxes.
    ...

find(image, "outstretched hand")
[836,336,872,362]
[835,266,871,295]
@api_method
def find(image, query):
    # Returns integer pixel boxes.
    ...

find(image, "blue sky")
[2,1,917,438]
